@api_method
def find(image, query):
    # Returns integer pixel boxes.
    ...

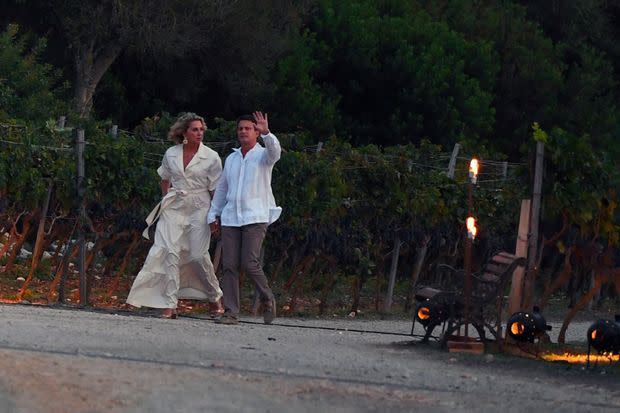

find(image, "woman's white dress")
[126,143,223,309]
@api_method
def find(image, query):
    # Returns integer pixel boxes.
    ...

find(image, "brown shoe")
[263,298,276,325]
[215,312,239,325]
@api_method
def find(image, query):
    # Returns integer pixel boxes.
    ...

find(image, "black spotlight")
[587,315,620,354]
[507,306,552,343]
[415,300,448,326]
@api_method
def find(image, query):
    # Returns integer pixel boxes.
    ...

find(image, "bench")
[412,252,526,346]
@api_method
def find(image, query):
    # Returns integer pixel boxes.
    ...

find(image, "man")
[208,111,281,325]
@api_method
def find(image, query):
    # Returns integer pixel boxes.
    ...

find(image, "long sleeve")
[261,133,281,165]
[212,140,282,227]
[207,163,228,223]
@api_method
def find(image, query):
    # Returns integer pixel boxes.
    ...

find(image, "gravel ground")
[0,304,618,412]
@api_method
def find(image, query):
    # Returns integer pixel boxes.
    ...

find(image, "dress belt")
[142,187,210,239]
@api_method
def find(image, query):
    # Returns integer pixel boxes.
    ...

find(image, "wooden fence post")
[383,232,401,312]
[508,199,531,314]
[446,143,461,178]
[523,142,544,308]
[57,116,66,130]
[76,129,88,306]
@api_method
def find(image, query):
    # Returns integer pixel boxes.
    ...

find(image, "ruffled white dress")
[126,143,223,309]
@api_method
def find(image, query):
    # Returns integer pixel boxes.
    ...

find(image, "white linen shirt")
[208,133,282,227]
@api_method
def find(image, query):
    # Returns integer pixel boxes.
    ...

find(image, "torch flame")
[466,217,477,239]
[469,158,479,182]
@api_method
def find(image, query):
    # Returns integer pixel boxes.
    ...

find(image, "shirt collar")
[232,143,260,155]
[196,142,212,158]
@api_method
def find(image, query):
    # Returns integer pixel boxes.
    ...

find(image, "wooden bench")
[412,252,526,346]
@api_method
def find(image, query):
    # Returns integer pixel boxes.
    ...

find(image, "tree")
[420,0,619,158]
[0,24,68,123]
[95,0,314,125]
[7,0,239,117]
[518,0,620,71]
[517,0,620,154]
[271,0,499,147]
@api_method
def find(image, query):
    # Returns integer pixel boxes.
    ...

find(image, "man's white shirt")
[208,133,282,227]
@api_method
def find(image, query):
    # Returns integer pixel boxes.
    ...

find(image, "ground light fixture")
[415,300,449,327]
[587,315,620,354]
[506,306,552,343]
[542,315,620,365]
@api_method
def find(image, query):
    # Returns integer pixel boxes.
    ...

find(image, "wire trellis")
[1,122,527,193]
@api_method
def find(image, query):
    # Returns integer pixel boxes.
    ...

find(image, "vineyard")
[1,13,618,319]
[2,116,619,323]
[0,114,535,313]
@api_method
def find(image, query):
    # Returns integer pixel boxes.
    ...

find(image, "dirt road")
[0,304,617,412]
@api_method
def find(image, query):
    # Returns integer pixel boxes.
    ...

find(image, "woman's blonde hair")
[168,112,206,144]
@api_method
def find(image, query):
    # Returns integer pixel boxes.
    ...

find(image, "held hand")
[209,219,221,239]
[253,111,269,135]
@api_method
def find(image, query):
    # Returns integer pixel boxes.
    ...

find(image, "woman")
[126,113,224,318]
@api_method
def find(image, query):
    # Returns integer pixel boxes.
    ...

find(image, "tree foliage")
[541,123,620,245]
[271,0,499,147]
[0,24,68,123]
[1,0,619,312]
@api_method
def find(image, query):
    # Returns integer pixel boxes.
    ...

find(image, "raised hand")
[253,111,269,135]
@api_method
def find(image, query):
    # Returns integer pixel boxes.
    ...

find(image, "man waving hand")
[209,111,281,325]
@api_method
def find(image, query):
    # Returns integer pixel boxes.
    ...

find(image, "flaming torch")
[469,158,479,184]
[446,157,480,347]
[462,158,480,339]
[466,217,477,240]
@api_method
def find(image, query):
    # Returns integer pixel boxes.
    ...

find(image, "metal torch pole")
[463,182,473,338]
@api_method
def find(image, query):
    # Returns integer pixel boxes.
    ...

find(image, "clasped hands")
[209,218,221,239]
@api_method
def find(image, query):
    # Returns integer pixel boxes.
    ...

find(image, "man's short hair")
[236,114,257,126]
